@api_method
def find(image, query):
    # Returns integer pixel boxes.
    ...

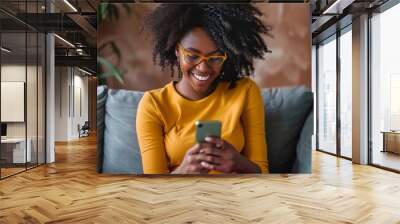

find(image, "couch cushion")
[292,111,313,173]
[262,86,313,173]
[103,89,144,174]
[96,85,108,173]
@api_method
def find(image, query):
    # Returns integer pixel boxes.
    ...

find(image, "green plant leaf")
[97,56,124,84]
[107,4,119,21]
[98,41,122,62]
[110,42,121,61]
[97,2,133,85]
[98,2,131,23]
[99,3,108,22]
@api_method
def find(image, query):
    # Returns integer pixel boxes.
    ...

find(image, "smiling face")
[175,27,226,100]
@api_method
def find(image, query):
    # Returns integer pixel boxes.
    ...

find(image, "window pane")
[1,31,28,177]
[318,36,337,154]
[371,3,400,171]
[27,31,38,169]
[340,28,352,158]
[38,32,45,165]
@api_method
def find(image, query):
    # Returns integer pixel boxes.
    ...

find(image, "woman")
[137,4,272,174]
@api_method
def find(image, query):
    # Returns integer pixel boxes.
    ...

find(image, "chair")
[78,121,90,138]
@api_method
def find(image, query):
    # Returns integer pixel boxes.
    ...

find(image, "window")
[317,35,337,154]
[0,1,47,179]
[370,2,400,171]
[339,27,352,158]
[316,24,353,159]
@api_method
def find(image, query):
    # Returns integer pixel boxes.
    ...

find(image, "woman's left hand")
[199,136,241,173]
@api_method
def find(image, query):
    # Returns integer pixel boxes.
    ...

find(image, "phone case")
[195,120,221,143]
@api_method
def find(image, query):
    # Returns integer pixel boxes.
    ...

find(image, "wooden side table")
[381,131,400,154]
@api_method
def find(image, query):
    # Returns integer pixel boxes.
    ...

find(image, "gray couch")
[97,85,313,174]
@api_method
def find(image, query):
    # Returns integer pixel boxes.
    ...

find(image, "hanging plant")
[97,2,131,85]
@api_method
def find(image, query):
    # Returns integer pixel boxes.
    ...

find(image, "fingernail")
[200,150,204,153]
[205,137,212,141]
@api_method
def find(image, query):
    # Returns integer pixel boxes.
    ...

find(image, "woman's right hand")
[171,142,216,174]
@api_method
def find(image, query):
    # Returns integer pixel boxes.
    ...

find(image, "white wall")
[74,72,89,131]
[54,67,89,141]
[1,65,41,137]
[312,45,316,150]
[1,80,24,124]
[1,65,27,140]
[1,64,46,164]
[55,67,69,141]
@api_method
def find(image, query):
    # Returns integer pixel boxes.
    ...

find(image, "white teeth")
[192,72,210,81]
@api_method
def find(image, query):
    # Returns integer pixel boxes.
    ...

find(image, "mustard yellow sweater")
[136,77,268,174]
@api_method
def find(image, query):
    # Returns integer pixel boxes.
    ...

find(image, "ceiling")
[0,0,99,73]
[310,0,390,43]
[1,0,395,72]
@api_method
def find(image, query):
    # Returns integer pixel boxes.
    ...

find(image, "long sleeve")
[241,81,269,173]
[136,93,170,174]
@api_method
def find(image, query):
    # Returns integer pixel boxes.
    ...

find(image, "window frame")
[367,0,400,173]
[315,23,353,161]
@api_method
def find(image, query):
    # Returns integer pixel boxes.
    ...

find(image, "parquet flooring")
[372,151,400,171]
[1,167,26,178]
[0,135,400,223]
[1,163,47,178]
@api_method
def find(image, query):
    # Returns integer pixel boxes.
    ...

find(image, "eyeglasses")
[178,44,227,68]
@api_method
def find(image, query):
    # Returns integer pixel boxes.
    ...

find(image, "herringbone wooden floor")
[1,135,400,224]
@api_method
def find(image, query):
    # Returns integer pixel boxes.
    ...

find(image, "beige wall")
[1,65,42,139]
[1,64,45,164]
[54,67,90,141]
[99,3,311,91]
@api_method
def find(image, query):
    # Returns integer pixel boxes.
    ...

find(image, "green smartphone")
[195,120,221,143]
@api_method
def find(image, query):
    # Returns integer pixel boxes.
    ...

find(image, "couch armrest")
[97,85,108,173]
[292,110,313,173]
